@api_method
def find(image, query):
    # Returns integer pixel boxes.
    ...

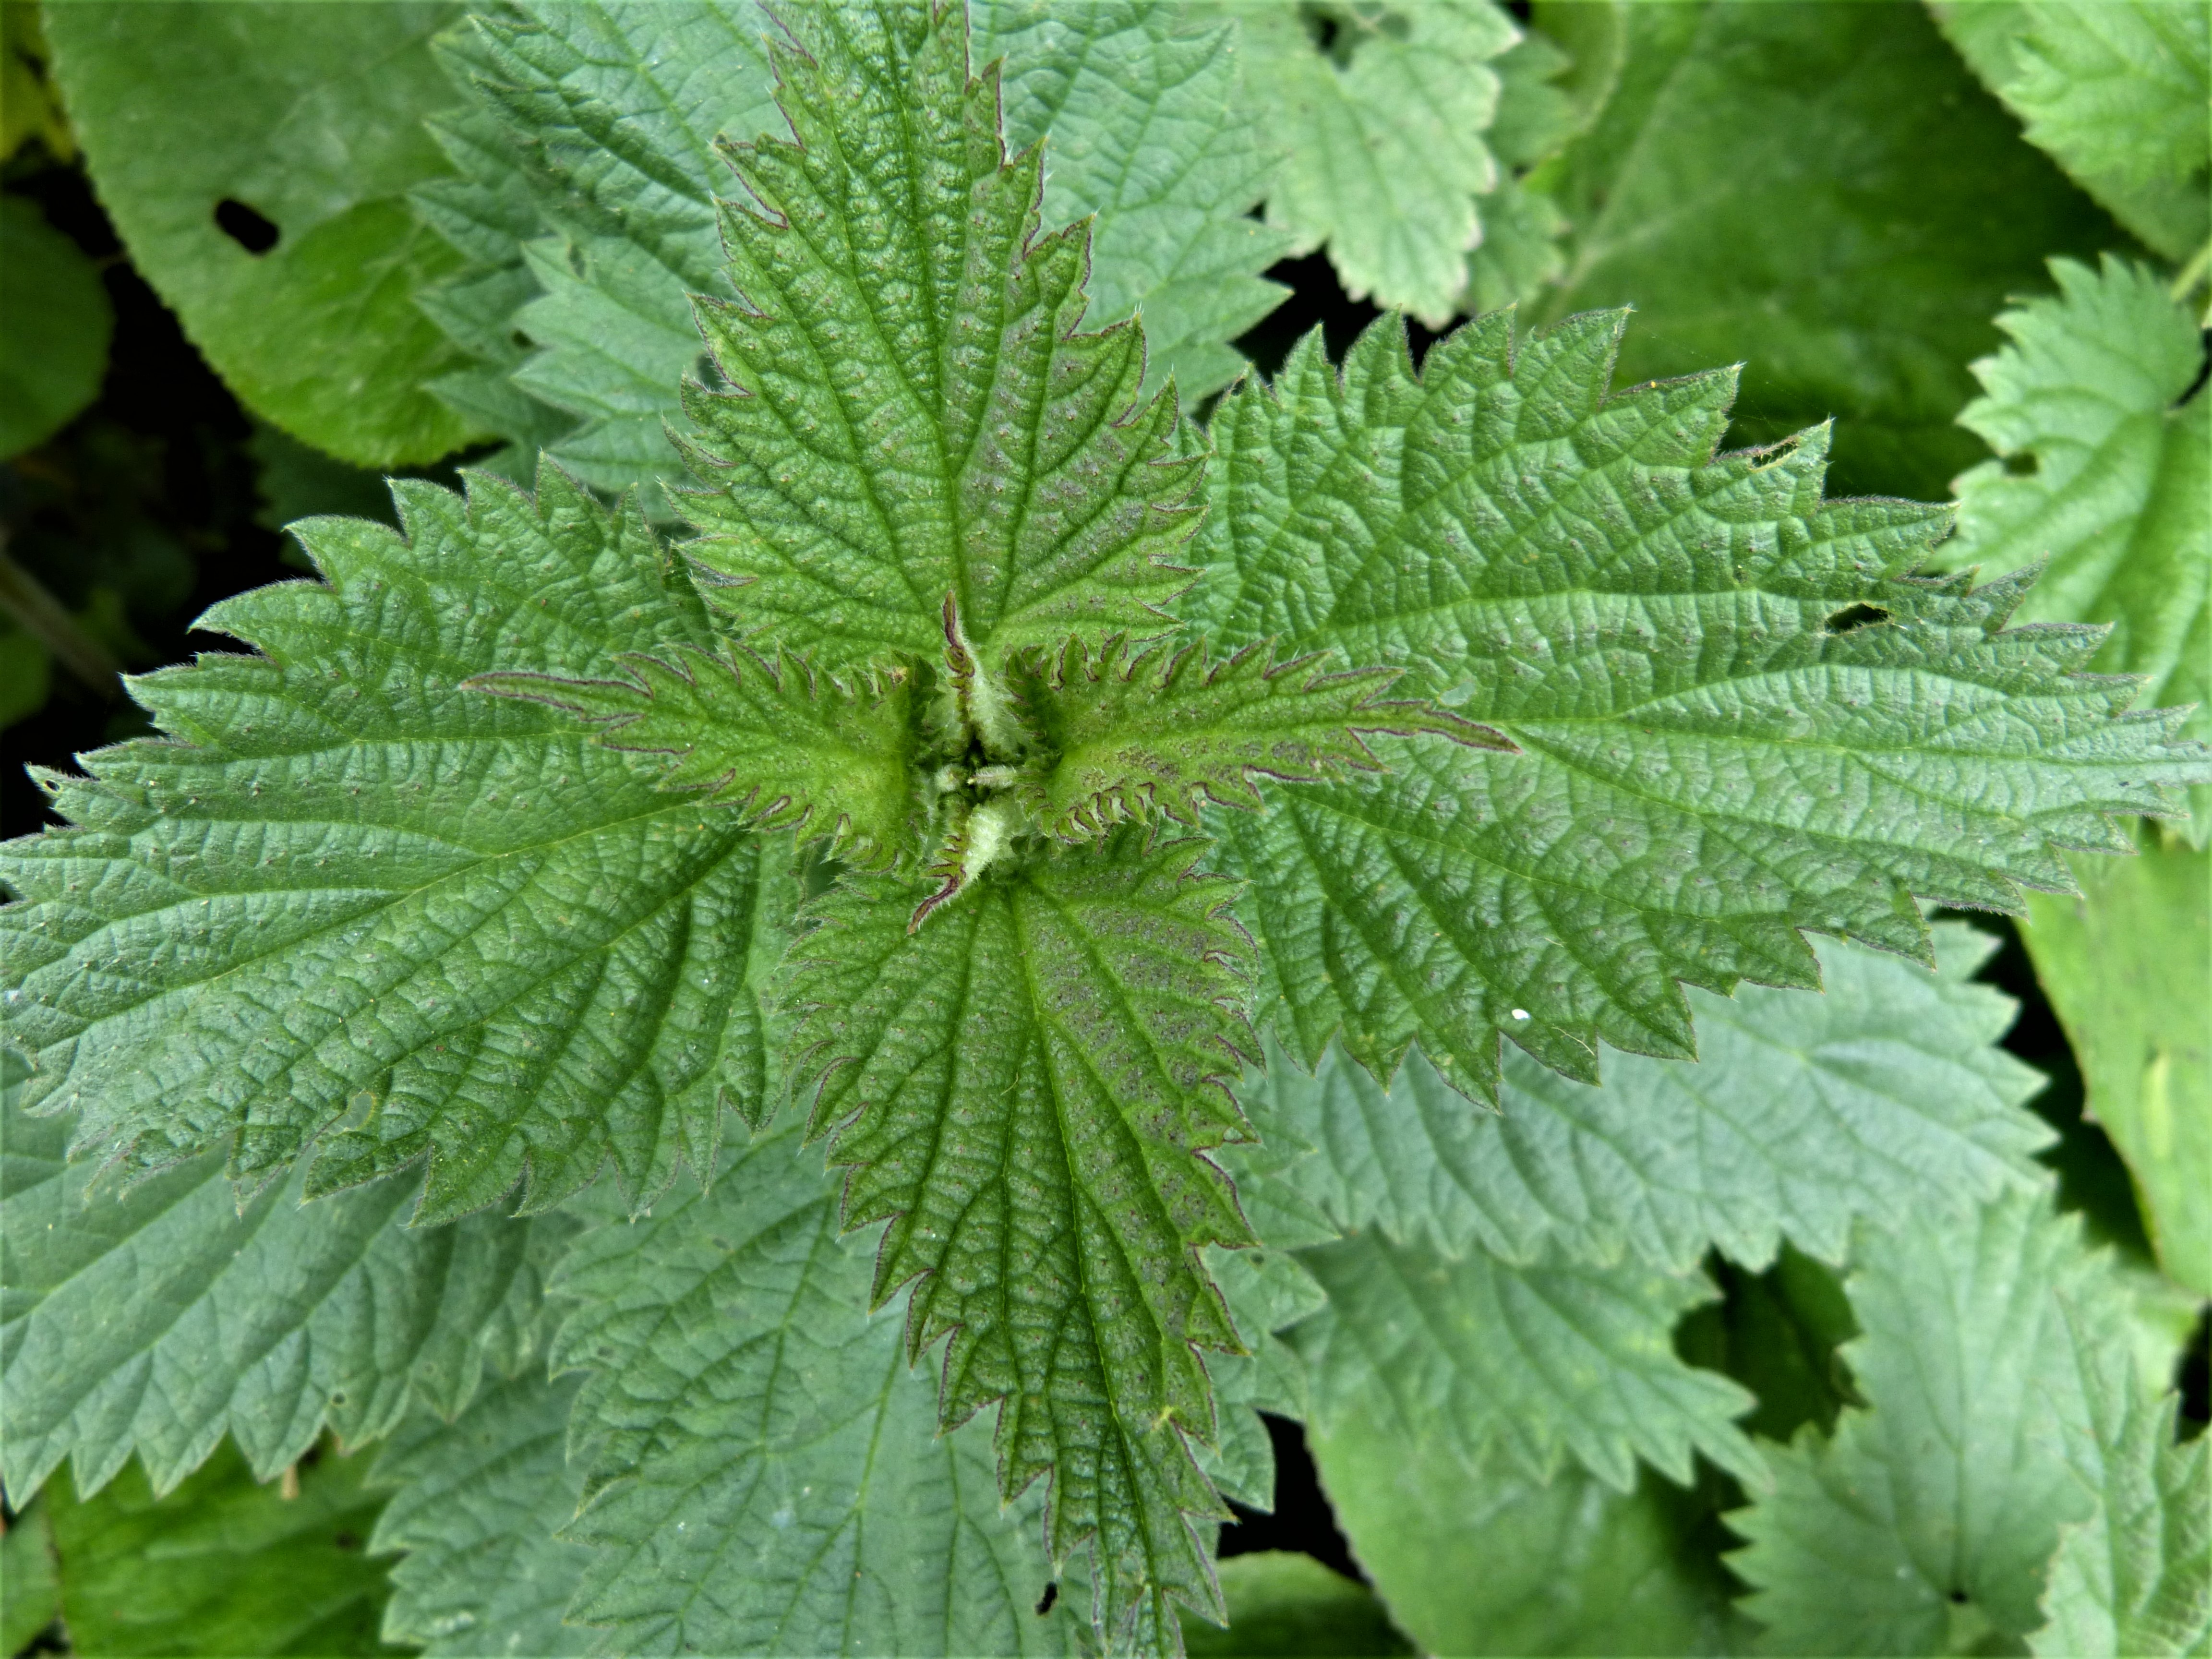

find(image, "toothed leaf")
[1220,0,1518,325]
[1186,310,2204,1103]
[782,828,1255,1644]
[1933,0,2211,262]
[0,1087,561,1507]
[550,1123,1075,1657]
[1012,636,1505,839]
[1942,255,2211,839]
[474,647,924,867]
[0,466,794,1222]
[677,3,1201,672]
[1726,1189,2176,1656]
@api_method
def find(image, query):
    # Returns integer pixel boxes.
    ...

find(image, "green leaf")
[1942,255,2210,838]
[43,1437,402,1657]
[0,1494,61,1658]
[2032,1360,2211,1658]
[1194,1243,1326,1512]
[677,3,1200,674]
[1224,926,2054,1274]
[1311,1417,1750,1658]
[1524,0,2122,499]
[0,194,111,460]
[0,1088,559,1506]
[1187,311,2201,1105]
[974,0,1294,401]
[781,828,1254,1643]
[1222,0,1518,325]
[549,1122,1074,1657]
[41,2,481,466]
[419,0,1288,512]
[2021,827,2212,1296]
[0,465,792,1221]
[370,1369,593,1657]
[1931,0,2211,263]
[1179,1552,1414,1659]
[474,647,925,867]
[1726,1188,2164,1656]
[1286,1232,1762,1493]
[1010,636,1504,839]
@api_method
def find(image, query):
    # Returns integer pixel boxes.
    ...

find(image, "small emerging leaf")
[1011,635,1509,838]
[472,646,924,867]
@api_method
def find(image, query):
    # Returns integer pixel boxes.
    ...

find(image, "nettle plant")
[5,2,2209,1656]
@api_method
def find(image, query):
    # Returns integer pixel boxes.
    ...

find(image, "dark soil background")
[2,166,2203,1595]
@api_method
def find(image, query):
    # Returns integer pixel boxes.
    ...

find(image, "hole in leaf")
[1948,1590,1969,1605]
[510,329,532,350]
[1034,1583,1058,1617]
[2002,453,2037,477]
[1824,603,1889,635]
[214,198,279,255]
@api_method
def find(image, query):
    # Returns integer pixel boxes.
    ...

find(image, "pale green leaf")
[974,0,1294,400]
[41,2,481,466]
[1009,635,1503,839]
[1726,1188,2166,1656]
[549,1123,1074,1657]
[1224,926,2053,1274]
[1931,0,2211,263]
[781,828,1254,1644]
[2022,826,2212,1296]
[677,3,1201,673]
[1287,1232,1761,1493]
[43,1436,401,1658]
[370,1369,593,1657]
[1526,0,2121,499]
[1942,255,2211,837]
[474,647,925,870]
[0,195,111,460]
[0,465,792,1222]
[1194,1243,1326,1512]
[1179,1551,1413,1659]
[1187,310,2202,1106]
[1222,0,1518,325]
[2032,1364,2211,1658]
[0,1090,560,1506]
[1311,1415,1750,1658]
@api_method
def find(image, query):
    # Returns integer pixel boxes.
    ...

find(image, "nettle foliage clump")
[4,2,2209,1656]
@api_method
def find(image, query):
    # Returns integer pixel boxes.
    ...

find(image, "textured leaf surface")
[1187,310,2200,1105]
[2032,1366,2211,1658]
[0,194,111,460]
[0,1087,556,1507]
[1223,0,1516,325]
[1011,636,1499,839]
[1727,1189,2168,1656]
[42,2,479,465]
[2022,827,2212,1296]
[1287,1233,1759,1494]
[475,647,923,867]
[679,3,1199,673]
[550,1124,1072,1657]
[1943,256,2210,837]
[422,0,1287,510]
[416,0,781,510]
[1525,0,2120,499]
[974,0,1292,400]
[1312,1415,1748,1658]
[1225,926,2052,1274]
[1932,0,2211,262]
[0,466,791,1221]
[783,829,1253,1643]
[371,1370,592,1658]
[44,1437,400,1658]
